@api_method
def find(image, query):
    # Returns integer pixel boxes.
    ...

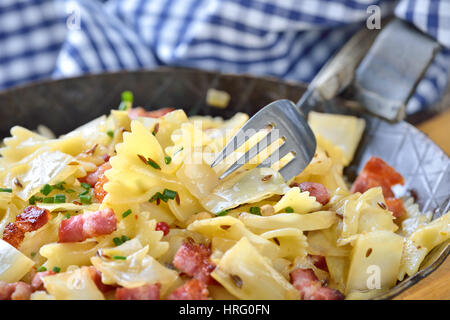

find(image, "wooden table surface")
[394,109,450,300]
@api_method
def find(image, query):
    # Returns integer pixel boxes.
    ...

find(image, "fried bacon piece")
[93,162,111,203]
[128,107,174,120]
[78,161,111,188]
[2,205,51,248]
[385,198,406,219]
[87,266,116,293]
[351,157,404,198]
[290,268,344,300]
[58,208,117,243]
[309,255,329,272]
[0,281,33,300]
[173,239,216,285]
[351,157,406,220]
[167,279,209,300]
[295,182,331,205]
[115,283,161,300]
[31,271,57,291]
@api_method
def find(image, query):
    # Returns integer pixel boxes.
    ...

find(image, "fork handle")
[297,22,382,114]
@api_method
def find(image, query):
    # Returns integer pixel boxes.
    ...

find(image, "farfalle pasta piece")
[273,187,321,214]
[39,240,99,271]
[238,211,337,234]
[187,216,280,260]
[103,120,202,221]
[259,228,308,260]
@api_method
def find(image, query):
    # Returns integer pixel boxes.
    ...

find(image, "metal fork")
[211,26,380,182]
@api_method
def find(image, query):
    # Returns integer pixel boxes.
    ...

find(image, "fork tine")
[211,113,271,168]
[278,157,303,182]
[210,129,250,168]
[257,142,291,168]
[218,129,276,180]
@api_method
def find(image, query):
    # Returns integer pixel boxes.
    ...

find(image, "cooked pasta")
[0,93,448,301]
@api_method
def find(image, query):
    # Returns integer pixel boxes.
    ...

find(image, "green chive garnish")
[121,235,130,242]
[164,156,172,165]
[113,256,127,260]
[79,194,92,204]
[107,130,114,138]
[43,197,54,204]
[146,158,161,170]
[249,207,261,215]
[285,206,294,213]
[121,91,133,103]
[31,252,36,258]
[122,209,132,218]
[216,209,231,216]
[37,266,47,272]
[113,237,123,246]
[52,182,65,190]
[65,189,76,194]
[0,188,12,193]
[81,183,91,190]
[64,213,71,219]
[80,189,89,196]
[54,194,66,203]
[40,184,53,196]
[118,91,133,111]
[163,189,177,200]
[174,147,184,156]
[52,266,61,273]
[29,196,43,205]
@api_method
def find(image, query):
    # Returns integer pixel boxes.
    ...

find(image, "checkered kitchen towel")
[1,0,449,114]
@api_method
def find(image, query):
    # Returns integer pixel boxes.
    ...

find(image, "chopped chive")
[163,189,177,200]
[54,194,66,203]
[121,90,133,103]
[64,213,71,219]
[80,189,89,196]
[29,196,43,205]
[52,266,61,273]
[42,197,54,204]
[81,183,91,190]
[113,237,123,246]
[37,266,47,272]
[40,184,53,196]
[79,194,92,204]
[121,235,130,242]
[52,182,65,190]
[216,209,231,216]
[122,209,132,218]
[164,156,172,165]
[65,189,76,194]
[0,188,12,193]
[149,192,162,203]
[285,206,294,213]
[113,256,127,260]
[31,252,36,258]
[107,130,114,138]
[249,207,261,215]
[146,158,161,170]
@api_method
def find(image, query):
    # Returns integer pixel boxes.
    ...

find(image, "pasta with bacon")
[0,92,448,300]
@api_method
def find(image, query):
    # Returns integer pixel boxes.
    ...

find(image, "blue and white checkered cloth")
[1,0,449,114]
